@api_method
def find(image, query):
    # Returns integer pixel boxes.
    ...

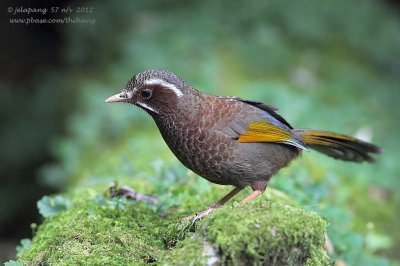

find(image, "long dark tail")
[294,129,383,163]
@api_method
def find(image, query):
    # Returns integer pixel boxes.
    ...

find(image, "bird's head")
[105,70,189,115]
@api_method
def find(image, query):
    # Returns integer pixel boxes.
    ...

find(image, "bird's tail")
[294,129,383,163]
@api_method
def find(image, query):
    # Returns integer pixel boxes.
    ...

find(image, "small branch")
[109,184,159,205]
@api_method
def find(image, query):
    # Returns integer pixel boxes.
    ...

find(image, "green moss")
[18,198,176,265]
[160,236,207,265]
[305,247,333,266]
[18,187,330,265]
[199,200,330,265]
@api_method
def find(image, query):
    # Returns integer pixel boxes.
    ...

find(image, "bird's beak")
[104,92,128,103]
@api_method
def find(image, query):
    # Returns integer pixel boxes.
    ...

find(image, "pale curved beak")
[104,93,128,103]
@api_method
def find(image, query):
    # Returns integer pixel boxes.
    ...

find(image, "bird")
[105,70,382,220]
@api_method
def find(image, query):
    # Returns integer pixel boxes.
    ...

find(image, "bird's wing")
[220,97,307,150]
[237,121,307,150]
[231,97,294,129]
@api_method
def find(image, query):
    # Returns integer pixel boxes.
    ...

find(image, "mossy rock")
[161,200,331,265]
[17,190,331,265]
[199,201,330,265]
[18,200,165,265]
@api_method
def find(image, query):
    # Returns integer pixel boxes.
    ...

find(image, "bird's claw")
[181,207,216,223]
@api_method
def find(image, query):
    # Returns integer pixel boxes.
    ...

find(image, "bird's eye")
[140,89,152,99]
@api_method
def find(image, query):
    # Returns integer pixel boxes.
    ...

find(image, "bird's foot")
[180,187,243,223]
[181,206,217,223]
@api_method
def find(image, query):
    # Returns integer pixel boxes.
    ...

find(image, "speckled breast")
[153,113,236,185]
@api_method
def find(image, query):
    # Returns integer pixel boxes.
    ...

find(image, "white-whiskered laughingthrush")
[105,70,382,219]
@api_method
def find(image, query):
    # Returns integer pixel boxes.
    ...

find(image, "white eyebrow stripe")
[144,78,183,98]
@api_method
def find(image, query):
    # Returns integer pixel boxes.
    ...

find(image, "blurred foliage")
[1,0,400,264]
[37,195,73,218]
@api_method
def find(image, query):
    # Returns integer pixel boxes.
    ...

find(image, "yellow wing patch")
[238,122,292,142]
[238,122,307,150]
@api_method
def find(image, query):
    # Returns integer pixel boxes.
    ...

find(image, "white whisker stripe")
[144,78,183,98]
[138,102,159,114]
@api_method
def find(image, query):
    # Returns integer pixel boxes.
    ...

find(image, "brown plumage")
[105,70,382,219]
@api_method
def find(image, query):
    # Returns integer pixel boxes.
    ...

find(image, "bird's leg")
[209,187,243,208]
[182,187,242,222]
[239,190,262,202]
[239,180,267,203]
